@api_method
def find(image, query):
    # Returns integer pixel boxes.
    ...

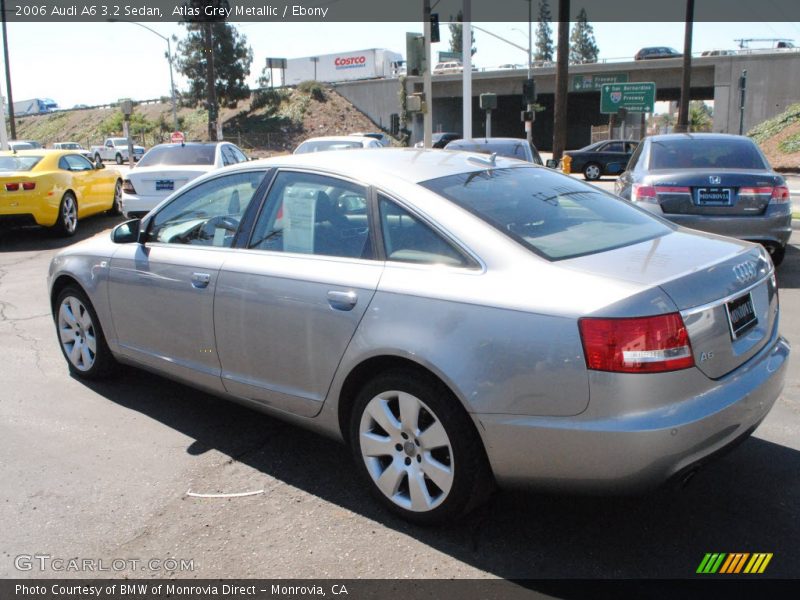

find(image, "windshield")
[59,143,81,149]
[421,167,671,260]
[0,156,42,171]
[649,138,768,170]
[138,145,216,167]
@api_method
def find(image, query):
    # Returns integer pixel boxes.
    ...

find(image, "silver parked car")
[615,133,792,265]
[49,149,789,523]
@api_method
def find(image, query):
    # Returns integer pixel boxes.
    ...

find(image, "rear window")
[421,167,671,261]
[295,140,364,153]
[138,145,216,167]
[448,141,532,162]
[649,138,767,170]
[0,156,42,171]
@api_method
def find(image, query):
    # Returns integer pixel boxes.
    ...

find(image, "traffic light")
[406,32,425,76]
[523,78,536,104]
[430,13,440,44]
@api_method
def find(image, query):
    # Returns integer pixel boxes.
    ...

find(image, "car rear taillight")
[578,313,694,374]
[122,179,137,194]
[22,182,35,190]
[739,186,773,195]
[5,183,19,191]
[769,185,790,204]
[654,185,690,194]
[631,183,658,203]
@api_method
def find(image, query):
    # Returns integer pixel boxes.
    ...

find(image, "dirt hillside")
[11,86,395,156]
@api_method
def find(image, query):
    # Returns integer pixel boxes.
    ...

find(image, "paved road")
[0,214,798,580]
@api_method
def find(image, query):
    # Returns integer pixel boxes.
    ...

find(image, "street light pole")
[1,0,16,139]
[109,19,179,131]
[527,0,533,143]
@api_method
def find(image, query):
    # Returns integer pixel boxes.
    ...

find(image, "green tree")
[534,1,554,62]
[689,101,713,132]
[175,22,254,109]
[448,10,476,56]
[569,8,599,64]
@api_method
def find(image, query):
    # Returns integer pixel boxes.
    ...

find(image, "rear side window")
[421,167,671,261]
[378,195,472,267]
[649,138,768,170]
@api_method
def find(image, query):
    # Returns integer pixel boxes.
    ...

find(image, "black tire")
[51,192,78,237]
[115,153,123,165]
[767,243,786,267]
[349,368,494,524]
[108,179,123,215]
[94,153,102,164]
[54,286,118,379]
[583,162,602,181]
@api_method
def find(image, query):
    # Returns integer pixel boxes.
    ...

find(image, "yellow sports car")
[0,150,122,236]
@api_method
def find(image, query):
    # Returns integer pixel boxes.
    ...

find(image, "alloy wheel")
[358,390,454,512]
[58,296,97,371]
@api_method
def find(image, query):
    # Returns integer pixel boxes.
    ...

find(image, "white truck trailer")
[284,48,403,85]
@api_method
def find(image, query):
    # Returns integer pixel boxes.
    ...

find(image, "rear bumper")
[120,193,164,218]
[1,197,59,227]
[651,205,792,247]
[475,335,789,492]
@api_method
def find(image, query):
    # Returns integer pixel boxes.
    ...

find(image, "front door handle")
[191,272,211,289]
[327,290,358,311]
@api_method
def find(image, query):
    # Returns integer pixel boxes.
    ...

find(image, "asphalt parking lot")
[1,209,799,581]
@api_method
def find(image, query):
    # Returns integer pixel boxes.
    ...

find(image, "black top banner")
[3,0,800,22]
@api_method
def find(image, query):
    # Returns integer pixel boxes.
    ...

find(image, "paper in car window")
[282,195,316,254]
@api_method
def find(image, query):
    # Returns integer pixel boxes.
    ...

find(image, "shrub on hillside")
[296,80,326,102]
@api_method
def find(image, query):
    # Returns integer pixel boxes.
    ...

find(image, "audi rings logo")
[733,262,758,284]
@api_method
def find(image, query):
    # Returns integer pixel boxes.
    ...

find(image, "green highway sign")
[438,51,461,62]
[572,73,628,91]
[600,82,656,114]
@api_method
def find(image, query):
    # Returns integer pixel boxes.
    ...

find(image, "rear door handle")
[191,272,211,289]
[327,290,358,311]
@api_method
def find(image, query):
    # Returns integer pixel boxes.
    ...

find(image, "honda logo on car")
[335,55,367,70]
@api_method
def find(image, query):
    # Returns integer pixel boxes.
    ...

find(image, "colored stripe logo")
[697,553,773,574]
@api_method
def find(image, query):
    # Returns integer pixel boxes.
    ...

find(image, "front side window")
[249,171,372,259]
[421,167,671,261]
[147,171,265,247]
[379,195,472,267]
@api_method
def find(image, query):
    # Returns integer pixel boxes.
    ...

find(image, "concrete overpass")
[334,51,800,150]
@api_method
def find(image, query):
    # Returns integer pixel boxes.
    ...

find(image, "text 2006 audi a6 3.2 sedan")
[48,149,789,523]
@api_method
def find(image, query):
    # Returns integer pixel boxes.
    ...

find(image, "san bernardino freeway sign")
[600,82,656,114]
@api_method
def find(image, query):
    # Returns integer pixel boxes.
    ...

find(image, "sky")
[1,20,799,109]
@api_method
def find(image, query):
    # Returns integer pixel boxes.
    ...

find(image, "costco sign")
[335,55,367,70]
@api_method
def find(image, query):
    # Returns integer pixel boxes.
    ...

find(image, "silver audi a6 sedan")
[49,149,790,523]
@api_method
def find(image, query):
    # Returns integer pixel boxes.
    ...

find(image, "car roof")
[300,136,376,143]
[646,133,749,142]
[238,148,525,185]
[448,137,530,144]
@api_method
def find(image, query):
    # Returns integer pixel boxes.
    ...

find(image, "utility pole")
[526,0,533,144]
[423,0,432,147]
[1,0,15,139]
[462,0,472,139]
[204,22,218,141]
[738,70,747,135]
[552,0,569,160]
[676,0,694,133]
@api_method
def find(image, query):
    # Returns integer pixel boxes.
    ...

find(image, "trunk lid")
[647,169,783,216]
[563,229,777,379]
[126,166,210,196]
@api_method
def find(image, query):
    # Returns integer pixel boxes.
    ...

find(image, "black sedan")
[615,133,792,265]
[565,139,637,180]
[635,47,682,60]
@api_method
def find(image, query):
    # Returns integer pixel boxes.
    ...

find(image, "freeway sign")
[438,51,461,62]
[600,82,656,114]
[572,73,628,91]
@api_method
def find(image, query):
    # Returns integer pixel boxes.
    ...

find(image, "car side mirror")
[112,219,141,244]
[545,159,559,169]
